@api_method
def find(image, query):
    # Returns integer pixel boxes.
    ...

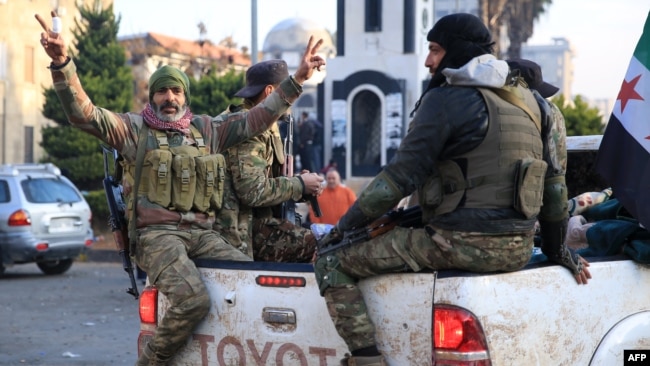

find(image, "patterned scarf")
[141,103,192,133]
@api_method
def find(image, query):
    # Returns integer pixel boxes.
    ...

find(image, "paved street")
[0,258,141,365]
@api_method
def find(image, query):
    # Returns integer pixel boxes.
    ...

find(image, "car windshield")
[21,178,82,204]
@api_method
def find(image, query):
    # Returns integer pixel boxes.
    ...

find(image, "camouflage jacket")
[50,60,303,161]
[50,60,302,227]
[214,104,304,255]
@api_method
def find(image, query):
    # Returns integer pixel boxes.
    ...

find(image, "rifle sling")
[128,123,150,252]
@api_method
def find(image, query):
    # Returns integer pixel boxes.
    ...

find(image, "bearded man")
[36,11,326,365]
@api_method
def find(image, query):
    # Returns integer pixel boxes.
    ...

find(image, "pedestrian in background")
[309,169,356,225]
[297,110,316,172]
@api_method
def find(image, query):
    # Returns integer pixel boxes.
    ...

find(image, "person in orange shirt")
[309,169,356,225]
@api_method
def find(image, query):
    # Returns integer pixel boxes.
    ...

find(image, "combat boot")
[340,354,388,366]
[135,343,170,366]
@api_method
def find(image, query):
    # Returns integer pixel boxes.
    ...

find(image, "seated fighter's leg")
[135,229,211,365]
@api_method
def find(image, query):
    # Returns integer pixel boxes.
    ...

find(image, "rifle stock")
[102,146,139,299]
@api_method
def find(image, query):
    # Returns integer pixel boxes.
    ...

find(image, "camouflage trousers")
[134,226,251,364]
[252,217,316,262]
[314,225,534,352]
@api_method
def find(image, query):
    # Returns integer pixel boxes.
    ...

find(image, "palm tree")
[479,0,552,59]
[505,0,553,59]
[479,0,509,57]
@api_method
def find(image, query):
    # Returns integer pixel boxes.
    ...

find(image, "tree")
[40,0,132,191]
[479,0,552,59]
[553,94,605,136]
[479,0,509,57]
[188,68,245,116]
[504,0,553,59]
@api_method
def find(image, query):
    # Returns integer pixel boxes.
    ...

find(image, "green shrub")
[85,189,110,231]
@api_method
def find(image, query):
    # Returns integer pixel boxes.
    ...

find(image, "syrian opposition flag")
[595,11,650,229]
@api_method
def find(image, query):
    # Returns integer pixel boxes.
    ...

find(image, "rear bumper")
[0,231,87,264]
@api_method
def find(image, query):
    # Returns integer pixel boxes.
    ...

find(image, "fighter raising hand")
[35,11,68,66]
[292,35,327,85]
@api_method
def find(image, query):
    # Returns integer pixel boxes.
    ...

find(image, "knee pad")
[314,254,356,296]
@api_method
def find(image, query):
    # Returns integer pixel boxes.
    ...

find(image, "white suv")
[0,163,93,276]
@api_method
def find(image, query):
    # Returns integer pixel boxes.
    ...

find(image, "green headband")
[148,65,191,105]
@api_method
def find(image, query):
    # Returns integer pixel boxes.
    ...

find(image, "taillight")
[87,212,94,246]
[256,275,306,287]
[8,209,31,226]
[139,286,158,324]
[35,243,49,251]
[433,304,491,366]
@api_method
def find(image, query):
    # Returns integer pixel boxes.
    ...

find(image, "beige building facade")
[0,0,106,164]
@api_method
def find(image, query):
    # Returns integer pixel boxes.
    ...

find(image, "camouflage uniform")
[314,68,566,352]
[50,59,303,364]
[214,102,316,262]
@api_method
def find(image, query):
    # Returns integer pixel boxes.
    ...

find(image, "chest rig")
[123,123,226,215]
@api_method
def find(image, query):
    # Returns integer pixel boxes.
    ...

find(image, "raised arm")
[210,36,326,152]
[35,12,134,154]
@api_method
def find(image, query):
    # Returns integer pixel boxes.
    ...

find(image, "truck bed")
[143,253,650,365]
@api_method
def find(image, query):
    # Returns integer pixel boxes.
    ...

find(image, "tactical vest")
[419,85,547,222]
[121,118,226,216]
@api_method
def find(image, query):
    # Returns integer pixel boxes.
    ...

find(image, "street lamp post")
[251,0,258,64]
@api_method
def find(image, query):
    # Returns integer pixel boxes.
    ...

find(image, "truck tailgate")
[433,257,650,365]
[157,261,436,365]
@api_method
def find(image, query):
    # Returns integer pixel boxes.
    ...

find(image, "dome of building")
[262,18,336,59]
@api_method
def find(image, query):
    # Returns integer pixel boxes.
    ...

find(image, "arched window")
[351,90,381,176]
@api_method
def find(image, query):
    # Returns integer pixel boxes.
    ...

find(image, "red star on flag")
[617,74,644,113]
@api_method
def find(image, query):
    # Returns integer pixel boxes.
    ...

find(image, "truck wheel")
[37,258,74,275]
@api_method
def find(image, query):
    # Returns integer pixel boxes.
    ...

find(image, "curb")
[80,249,147,280]
[82,249,122,263]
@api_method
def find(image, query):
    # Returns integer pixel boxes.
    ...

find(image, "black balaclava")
[411,13,495,116]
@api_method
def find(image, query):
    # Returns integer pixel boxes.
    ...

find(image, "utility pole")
[1,79,7,165]
[251,0,258,64]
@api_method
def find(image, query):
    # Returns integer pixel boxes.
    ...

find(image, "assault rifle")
[102,145,139,299]
[317,205,422,256]
[281,114,322,225]
[281,114,298,225]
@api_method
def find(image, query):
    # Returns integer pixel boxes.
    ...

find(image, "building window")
[365,0,382,32]
[24,46,35,84]
[24,126,34,163]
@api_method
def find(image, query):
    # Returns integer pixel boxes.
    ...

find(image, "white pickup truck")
[135,135,650,366]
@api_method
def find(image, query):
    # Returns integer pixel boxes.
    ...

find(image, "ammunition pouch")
[513,158,547,219]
